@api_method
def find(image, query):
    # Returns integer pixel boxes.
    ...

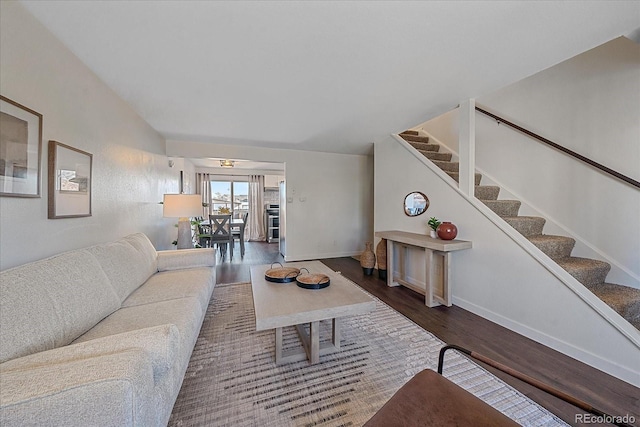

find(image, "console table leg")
[386,239,398,287]
[425,249,435,307]
[443,251,452,306]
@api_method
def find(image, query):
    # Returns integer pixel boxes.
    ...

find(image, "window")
[210,179,248,217]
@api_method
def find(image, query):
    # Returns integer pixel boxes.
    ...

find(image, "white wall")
[374,136,640,386]
[421,37,640,289]
[168,157,196,194]
[479,37,639,180]
[0,2,177,270]
[167,140,374,260]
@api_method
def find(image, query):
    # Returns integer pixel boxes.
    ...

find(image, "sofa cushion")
[86,233,158,302]
[73,298,205,352]
[0,250,121,364]
[122,267,214,313]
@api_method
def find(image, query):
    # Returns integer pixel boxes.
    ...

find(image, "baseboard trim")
[284,251,362,263]
[452,296,640,388]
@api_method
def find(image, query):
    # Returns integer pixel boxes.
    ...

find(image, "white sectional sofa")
[0,233,216,426]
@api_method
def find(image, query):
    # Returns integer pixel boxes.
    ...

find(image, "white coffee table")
[250,261,376,365]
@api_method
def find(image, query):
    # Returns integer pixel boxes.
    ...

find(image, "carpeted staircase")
[400,130,640,330]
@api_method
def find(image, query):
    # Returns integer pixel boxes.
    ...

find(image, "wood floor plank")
[214,243,639,426]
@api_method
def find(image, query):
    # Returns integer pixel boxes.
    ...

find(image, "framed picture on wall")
[0,95,43,197]
[48,140,92,218]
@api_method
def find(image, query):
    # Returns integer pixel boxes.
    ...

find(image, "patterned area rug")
[169,282,567,427]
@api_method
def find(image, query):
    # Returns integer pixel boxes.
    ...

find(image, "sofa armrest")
[1,348,155,427]
[157,248,215,271]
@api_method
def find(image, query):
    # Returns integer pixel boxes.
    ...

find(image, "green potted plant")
[427,217,441,238]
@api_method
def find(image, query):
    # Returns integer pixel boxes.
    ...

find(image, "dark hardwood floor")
[215,241,284,284]
[216,242,639,426]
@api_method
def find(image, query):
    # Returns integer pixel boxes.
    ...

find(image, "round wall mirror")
[404,191,429,216]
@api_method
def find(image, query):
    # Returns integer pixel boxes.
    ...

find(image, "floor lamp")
[163,194,202,249]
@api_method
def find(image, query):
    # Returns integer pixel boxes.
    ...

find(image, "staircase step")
[420,150,452,161]
[401,134,430,144]
[482,200,521,217]
[446,171,482,185]
[400,130,419,136]
[475,185,500,200]
[503,216,545,237]
[409,141,439,152]
[557,257,611,287]
[432,160,459,172]
[585,283,640,330]
[528,235,576,260]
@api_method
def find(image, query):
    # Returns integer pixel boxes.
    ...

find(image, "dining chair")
[209,214,233,261]
[232,212,249,257]
[197,222,212,248]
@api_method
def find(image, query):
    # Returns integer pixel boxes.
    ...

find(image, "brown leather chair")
[365,345,628,427]
[363,368,518,426]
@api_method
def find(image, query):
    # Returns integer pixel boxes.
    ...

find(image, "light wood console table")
[375,230,472,307]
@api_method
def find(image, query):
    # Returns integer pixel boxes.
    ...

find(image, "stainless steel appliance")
[279,181,286,257]
[265,203,279,243]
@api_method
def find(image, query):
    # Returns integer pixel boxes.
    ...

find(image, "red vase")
[437,222,458,240]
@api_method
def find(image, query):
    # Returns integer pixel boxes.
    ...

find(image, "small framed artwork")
[48,140,92,219]
[0,95,43,197]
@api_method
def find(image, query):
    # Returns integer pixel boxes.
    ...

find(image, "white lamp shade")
[163,194,202,218]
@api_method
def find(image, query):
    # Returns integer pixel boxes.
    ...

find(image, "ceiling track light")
[220,159,235,168]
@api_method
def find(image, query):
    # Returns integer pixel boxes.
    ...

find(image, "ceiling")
[20,1,640,156]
